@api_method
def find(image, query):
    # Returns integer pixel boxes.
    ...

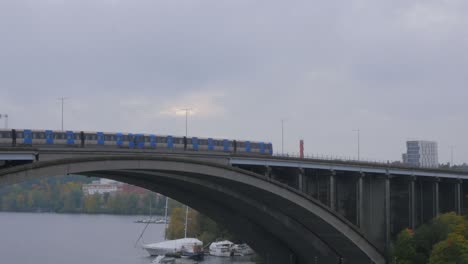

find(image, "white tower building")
[404,140,438,168]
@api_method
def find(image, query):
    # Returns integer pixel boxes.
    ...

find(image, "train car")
[0,129,273,155]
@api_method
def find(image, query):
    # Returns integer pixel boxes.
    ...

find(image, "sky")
[0,0,467,164]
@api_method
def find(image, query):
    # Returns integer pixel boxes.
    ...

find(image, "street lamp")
[58,97,68,131]
[281,119,287,155]
[449,145,455,166]
[184,205,189,238]
[353,129,360,161]
[0,114,8,129]
[178,108,192,137]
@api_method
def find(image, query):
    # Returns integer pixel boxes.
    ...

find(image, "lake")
[0,212,255,264]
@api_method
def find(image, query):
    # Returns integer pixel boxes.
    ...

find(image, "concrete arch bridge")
[2,148,467,264]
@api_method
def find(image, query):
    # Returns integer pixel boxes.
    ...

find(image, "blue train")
[0,129,273,155]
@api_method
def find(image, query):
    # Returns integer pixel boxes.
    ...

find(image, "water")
[0,212,255,264]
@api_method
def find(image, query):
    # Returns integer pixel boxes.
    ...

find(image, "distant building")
[82,179,120,195]
[82,179,149,196]
[403,140,438,168]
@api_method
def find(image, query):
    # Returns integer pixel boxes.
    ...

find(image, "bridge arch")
[0,156,385,264]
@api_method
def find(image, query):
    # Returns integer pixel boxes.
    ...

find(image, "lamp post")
[353,129,360,161]
[184,205,189,238]
[281,119,286,155]
[179,108,192,138]
[0,114,8,129]
[58,97,68,131]
[450,145,455,166]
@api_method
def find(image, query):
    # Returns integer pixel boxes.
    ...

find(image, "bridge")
[1,147,468,264]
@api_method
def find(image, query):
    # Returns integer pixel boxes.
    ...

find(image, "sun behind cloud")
[159,90,226,118]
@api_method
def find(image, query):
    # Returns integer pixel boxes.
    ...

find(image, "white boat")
[232,243,254,256]
[209,240,234,257]
[140,201,204,260]
[152,255,176,264]
[142,237,203,257]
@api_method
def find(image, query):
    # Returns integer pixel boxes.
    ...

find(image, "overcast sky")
[0,0,467,164]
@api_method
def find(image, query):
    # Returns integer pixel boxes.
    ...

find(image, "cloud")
[159,89,226,119]
[397,1,467,31]
[0,0,467,164]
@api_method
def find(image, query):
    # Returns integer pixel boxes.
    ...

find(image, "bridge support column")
[265,166,272,178]
[456,179,462,215]
[330,170,336,211]
[297,168,305,193]
[434,178,440,217]
[385,174,391,254]
[357,172,364,228]
[409,176,416,230]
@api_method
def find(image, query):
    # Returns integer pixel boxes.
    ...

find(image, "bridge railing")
[273,152,394,164]
[271,152,468,173]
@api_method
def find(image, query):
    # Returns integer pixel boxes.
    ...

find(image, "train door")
[192,137,199,151]
[116,133,123,147]
[45,130,54,144]
[245,141,251,153]
[128,133,135,148]
[260,142,265,154]
[208,138,214,151]
[223,139,230,152]
[150,135,156,148]
[136,134,144,149]
[66,131,75,145]
[167,136,173,149]
[23,129,32,145]
[97,132,104,145]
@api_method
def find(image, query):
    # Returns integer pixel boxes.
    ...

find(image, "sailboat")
[141,199,204,260]
[135,193,159,224]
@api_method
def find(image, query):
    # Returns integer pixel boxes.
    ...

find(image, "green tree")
[393,212,468,264]
[166,207,186,239]
[429,231,468,264]
[83,193,100,213]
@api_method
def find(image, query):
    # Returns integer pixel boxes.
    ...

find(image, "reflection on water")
[0,212,255,264]
[156,255,254,264]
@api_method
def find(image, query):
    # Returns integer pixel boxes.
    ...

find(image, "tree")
[429,231,468,264]
[394,212,468,264]
[166,207,185,239]
[392,229,417,264]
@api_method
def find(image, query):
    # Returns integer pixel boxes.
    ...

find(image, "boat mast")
[164,196,169,240]
[184,205,189,238]
[149,194,152,218]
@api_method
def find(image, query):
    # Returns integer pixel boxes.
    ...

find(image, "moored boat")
[152,255,176,264]
[142,238,203,257]
[209,240,234,257]
[232,243,254,256]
